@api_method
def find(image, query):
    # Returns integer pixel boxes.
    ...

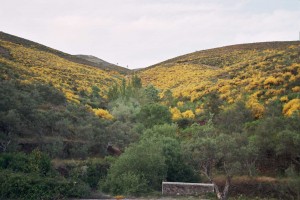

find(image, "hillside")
[0,32,128,105]
[0,32,129,159]
[139,41,300,118]
[0,31,130,74]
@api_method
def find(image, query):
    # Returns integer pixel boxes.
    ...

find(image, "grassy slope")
[139,41,300,117]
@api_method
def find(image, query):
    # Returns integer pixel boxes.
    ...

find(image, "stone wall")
[162,182,214,196]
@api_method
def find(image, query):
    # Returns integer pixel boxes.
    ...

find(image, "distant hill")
[139,41,300,117]
[75,54,128,73]
[0,31,130,74]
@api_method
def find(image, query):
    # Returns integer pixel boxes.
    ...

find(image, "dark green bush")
[0,150,52,176]
[0,152,29,173]
[102,140,167,195]
[137,103,172,128]
[103,172,147,196]
[0,169,90,200]
[85,159,109,189]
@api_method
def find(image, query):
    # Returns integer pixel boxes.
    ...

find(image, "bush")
[28,149,52,176]
[0,152,29,173]
[137,103,172,128]
[0,169,90,200]
[103,140,167,195]
[103,172,147,196]
[84,159,110,189]
[0,151,91,199]
[0,150,52,176]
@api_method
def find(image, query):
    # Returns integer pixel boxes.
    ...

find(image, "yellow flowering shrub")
[93,109,114,120]
[292,86,300,93]
[246,92,265,119]
[170,107,182,120]
[283,99,300,116]
[177,101,184,107]
[195,108,204,115]
[181,110,195,119]
[280,96,289,102]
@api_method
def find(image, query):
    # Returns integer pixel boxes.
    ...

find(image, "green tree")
[161,89,174,107]
[205,91,222,117]
[143,85,160,103]
[131,74,142,89]
[107,82,119,101]
[183,131,258,200]
[137,103,172,128]
[110,98,140,123]
[216,101,253,133]
[120,79,126,97]
[103,139,167,194]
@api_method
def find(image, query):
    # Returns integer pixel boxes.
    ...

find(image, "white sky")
[1,0,300,69]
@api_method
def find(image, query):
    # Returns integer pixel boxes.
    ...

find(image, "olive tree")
[183,132,258,200]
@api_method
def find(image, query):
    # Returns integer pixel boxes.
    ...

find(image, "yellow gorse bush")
[170,107,182,120]
[283,99,300,117]
[93,108,114,120]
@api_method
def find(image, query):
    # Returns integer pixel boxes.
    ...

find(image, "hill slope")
[0,32,128,157]
[0,31,130,74]
[139,41,300,117]
[0,33,127,105]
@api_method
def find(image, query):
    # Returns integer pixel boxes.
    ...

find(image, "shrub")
[103,140,167,195]
[84,159,110,189]
[28,149,52,176]
[103,172,148,196]
[0,152,29,173]
[0,169,90,200]
[0,150,52,176]
[137,103,172,128]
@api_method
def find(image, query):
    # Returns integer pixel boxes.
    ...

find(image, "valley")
[0,32,300,200]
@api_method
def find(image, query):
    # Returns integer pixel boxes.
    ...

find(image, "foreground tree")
[103,139,167,195]
[183,128,258,200]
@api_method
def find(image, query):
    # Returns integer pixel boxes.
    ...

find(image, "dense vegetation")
[1,33,300,199]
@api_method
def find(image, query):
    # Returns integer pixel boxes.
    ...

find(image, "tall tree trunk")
[221,176,231,200]
[210,177,231,200]
[201,165,231,200]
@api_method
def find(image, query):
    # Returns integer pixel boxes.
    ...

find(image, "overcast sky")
[1,0,300,69]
